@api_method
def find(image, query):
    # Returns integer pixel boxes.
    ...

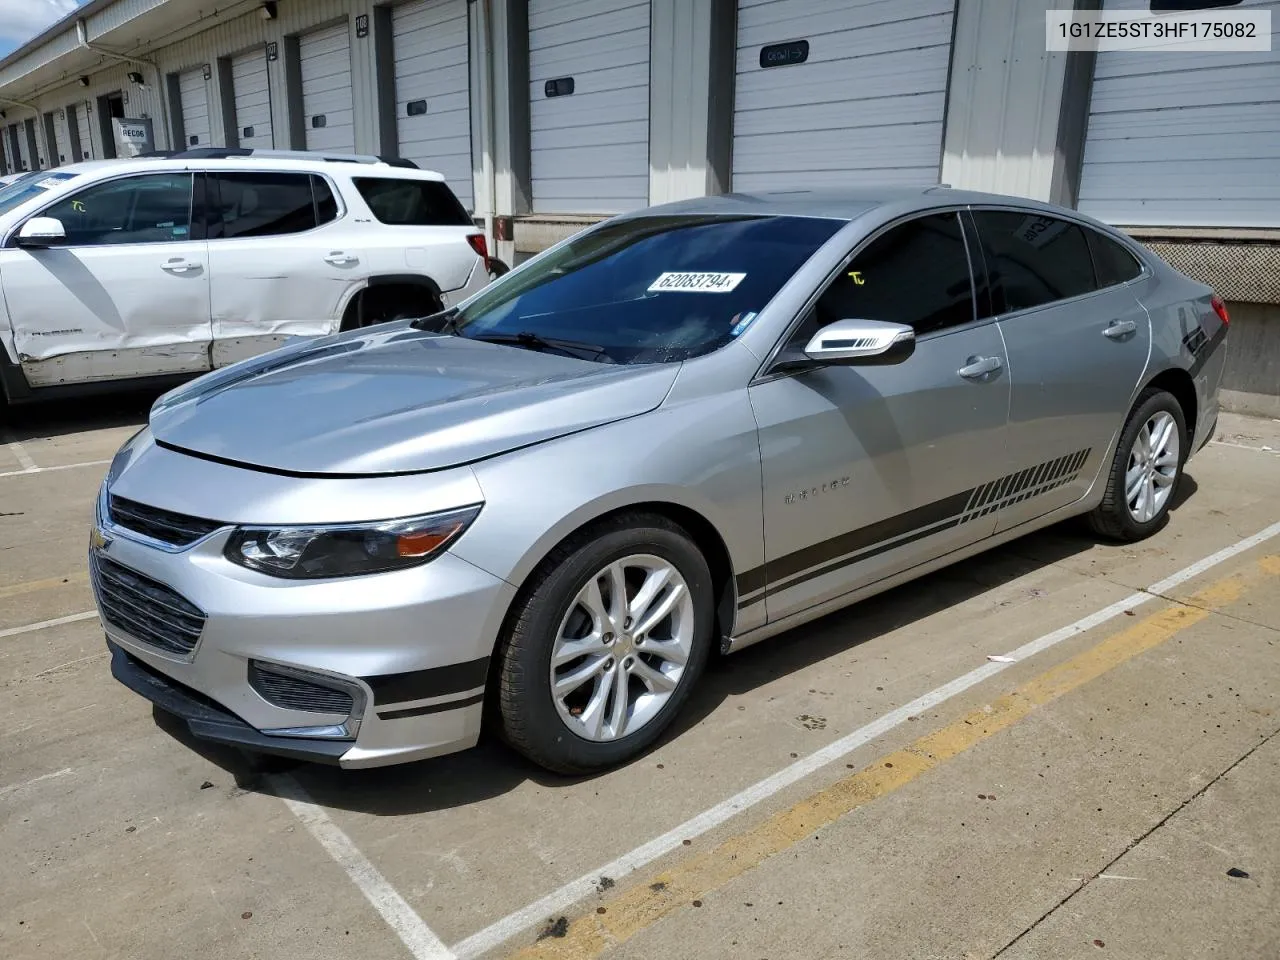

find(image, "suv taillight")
[466,233,489,265]
[1210,294,1229,326]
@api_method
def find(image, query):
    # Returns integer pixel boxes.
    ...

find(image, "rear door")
[970,209,1152,532]
[1,171,212,385]
[204,170,356,366]
[748,211,1012,623]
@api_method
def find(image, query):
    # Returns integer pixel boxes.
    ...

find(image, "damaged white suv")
[0,150,490,404]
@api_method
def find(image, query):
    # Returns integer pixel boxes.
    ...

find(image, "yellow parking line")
[512,555,1279,959]
[0,572,89,600]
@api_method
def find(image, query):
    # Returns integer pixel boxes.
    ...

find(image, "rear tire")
[1087,388,1188,543]
[496,513,715,774]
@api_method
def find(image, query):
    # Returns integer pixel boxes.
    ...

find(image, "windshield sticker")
[35,173,76,190]
[648,272,746,294]
[730,311,758,337]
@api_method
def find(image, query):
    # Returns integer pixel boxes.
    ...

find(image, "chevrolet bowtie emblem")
[90,527,110,551]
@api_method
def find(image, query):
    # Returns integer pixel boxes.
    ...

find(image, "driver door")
[746,212,1012,623]
[2,171,212,386]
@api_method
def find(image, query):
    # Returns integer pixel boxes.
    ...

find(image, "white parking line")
[271,774,454,960]
[448,519,1280,959]
[0,611,99,639]
[0,458,111,479]
[1211,439,1279,456]
[0,767,75,800]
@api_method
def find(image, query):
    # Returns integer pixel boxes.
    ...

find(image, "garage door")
[232,47,274,149]
[73,102,93,160]
[300,22,356,153]
[528,0,650,214]
[1,127,14,173]
[178,67,213,148]
[732,0,955,193]
[1077,0,1280,228]
[19,120,35,171]
[392,0,473,209]
[53,109,73,165]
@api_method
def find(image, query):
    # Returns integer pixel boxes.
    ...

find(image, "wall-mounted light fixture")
[78,76,90,86]
[127,71,144,84]
[259,2,278,20]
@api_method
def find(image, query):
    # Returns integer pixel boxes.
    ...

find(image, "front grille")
[248,663,355,715]
[108,495,223,547]
[91,554,206,656]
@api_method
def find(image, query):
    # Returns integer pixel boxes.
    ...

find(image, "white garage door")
[232,48,274,149]
[300,22,356,153]
[1,127,15,173]
[74,102,93,160]
[178,67,213,148]
[732,0,955,193]
[392,0,473,209]
[18,121,34,171]
[528,0,650,214]
[1078,0,1280,228]
[53,110,73,165]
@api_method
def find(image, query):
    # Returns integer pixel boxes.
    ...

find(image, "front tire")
[496,513,715,774]
[1087,388,1188,542]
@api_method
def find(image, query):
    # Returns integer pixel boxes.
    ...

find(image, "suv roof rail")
[166,147,418,168]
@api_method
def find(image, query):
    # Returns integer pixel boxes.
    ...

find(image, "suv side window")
[209,172,336,239]
[38,173,193,246]
[1085,228,1143,288]
[353,177,472,226]
[787,212,976,348]
[973,211,1096,316]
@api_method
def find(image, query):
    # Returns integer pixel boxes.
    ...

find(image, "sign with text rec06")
[1046,9,1271,52]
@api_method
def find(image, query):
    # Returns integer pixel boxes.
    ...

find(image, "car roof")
[629,185,1081,222]
[38,155,446,181]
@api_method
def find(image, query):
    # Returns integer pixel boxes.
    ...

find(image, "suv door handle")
[161,258,199,273]
[958,355,1003,380]
[1103,319,1137,340]
[324,251,358,266]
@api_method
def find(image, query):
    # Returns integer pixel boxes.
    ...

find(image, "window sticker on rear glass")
[647,271,746,293]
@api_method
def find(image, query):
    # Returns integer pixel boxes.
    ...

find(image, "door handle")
[1103,319,1137,340]
[161,258,199,273]
[324,252,358,266]
[958,355,1003,380]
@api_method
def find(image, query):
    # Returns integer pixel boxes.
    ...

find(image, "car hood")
[149,325,680,476]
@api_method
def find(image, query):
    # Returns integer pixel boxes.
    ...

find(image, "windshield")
[440,214,843,364]
[0,171,80,217]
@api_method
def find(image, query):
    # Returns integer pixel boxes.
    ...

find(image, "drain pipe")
[475,0,497,258]
[76,18,171,150]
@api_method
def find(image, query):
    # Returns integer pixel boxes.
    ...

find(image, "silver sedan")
[93,187,1228,772]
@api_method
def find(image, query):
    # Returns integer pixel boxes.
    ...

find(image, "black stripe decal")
[363,656,489,706]
[736,449,1092,606]
[378,692,485,720]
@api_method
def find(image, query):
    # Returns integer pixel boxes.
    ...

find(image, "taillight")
[1210,294,1229,326]
[466,233,489,264]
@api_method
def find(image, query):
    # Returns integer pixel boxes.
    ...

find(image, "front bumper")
[93,486,517,769]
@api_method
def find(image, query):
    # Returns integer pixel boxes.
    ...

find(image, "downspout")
[475,0,497,257]
[76,18,171,150]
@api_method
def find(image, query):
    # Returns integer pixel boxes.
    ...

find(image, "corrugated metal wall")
[1078,0,1280,228]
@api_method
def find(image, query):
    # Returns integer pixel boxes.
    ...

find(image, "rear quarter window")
[1086,228,1144,288]
[353,177,472,226]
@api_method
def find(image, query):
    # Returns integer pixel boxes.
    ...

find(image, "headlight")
[224,505,482,579]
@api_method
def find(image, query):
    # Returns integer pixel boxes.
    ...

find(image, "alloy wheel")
[1125,410,1180,523]
[549,554,695,742]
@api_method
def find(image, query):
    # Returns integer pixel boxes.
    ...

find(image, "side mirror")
[16,216,67,249]
[802,318,916,366]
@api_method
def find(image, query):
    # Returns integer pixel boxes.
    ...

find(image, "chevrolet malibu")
[94,187,1228,773]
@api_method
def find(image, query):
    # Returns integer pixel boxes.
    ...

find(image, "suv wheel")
[496,513,714,774]
[1087,388,1188,542]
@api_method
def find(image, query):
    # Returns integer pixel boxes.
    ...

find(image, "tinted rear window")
[1086,228,1143,287]
[353,177,471,226]
[210,173,337,239]
[975,211,1097,315]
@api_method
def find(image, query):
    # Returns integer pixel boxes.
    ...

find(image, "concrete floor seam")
[988,722,1280,960]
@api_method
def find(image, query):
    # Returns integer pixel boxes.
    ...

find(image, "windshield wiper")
[470,331,613,363]
[409,306,460,332]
